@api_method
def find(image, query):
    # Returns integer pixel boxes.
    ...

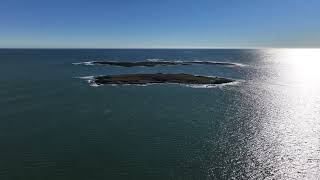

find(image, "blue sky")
[1,0,320,48]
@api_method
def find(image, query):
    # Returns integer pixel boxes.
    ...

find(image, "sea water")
[0,49,319,179]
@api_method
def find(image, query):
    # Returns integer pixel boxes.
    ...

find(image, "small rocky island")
[90,61,190,67]
[91,73,234,85]
[82,61,239,67]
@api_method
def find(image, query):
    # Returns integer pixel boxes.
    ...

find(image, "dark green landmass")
[91,61,189,67]
[93,73,234,85]
[88,61,238,67]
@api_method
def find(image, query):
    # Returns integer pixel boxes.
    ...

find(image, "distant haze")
[1,0,320,48]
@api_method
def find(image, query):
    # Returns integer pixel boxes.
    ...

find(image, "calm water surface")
[0,49,319,179]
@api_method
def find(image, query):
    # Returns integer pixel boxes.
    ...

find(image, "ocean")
[0,49,319,179]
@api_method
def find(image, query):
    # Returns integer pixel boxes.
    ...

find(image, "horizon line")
[1,47,320,50]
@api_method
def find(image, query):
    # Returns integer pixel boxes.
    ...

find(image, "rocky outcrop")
[81,61,240,67]
[92,73,234,85]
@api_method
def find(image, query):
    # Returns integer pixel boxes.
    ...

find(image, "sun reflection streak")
[274,49,320,86]
[244,49,320,179]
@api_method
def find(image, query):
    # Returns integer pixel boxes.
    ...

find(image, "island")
[91,73,234,85]
[90,61,190,67]
[76,61,240,67]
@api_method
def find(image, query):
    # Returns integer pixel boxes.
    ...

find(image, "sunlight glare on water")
[276,49,320,85]
[243,49,320,179]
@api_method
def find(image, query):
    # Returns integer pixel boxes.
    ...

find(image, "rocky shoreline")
[91,61,189,67]
[91,73,234,86]
[77,61,239,67]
